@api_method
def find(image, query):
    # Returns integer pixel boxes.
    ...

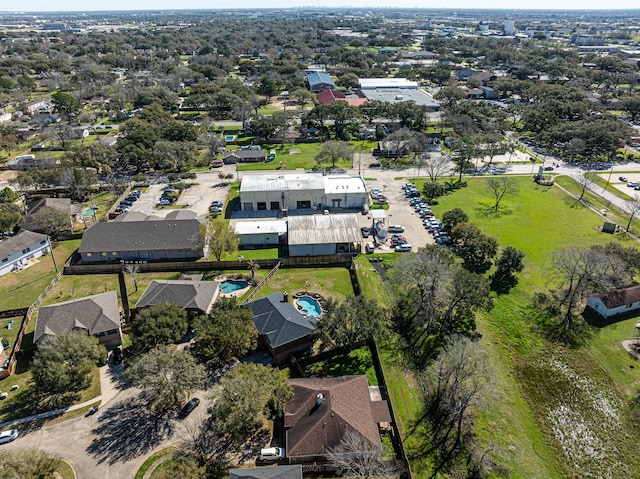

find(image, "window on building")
[257,202,267,210]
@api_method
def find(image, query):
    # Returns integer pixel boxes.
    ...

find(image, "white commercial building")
[235,220,288,247]
[240,173,368,213]
[359,78,419,90]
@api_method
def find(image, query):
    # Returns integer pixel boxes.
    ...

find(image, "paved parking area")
[360,179,434,253]
[127,172,231,218]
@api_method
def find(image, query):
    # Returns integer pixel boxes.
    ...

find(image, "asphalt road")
[3,387,208,479]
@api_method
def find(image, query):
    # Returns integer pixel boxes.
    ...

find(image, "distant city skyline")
[6,1,640,13]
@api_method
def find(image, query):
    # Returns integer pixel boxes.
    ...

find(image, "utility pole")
[47,236,58,272]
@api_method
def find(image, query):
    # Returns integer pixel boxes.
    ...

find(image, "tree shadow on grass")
[474,202,512,218]
[86,396,175,465]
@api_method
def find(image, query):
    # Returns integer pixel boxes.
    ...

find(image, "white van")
[365,242,375,254]
[259,446,286,461]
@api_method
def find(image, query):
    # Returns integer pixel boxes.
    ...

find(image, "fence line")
[242,261,282,304]
[0,270,63,379]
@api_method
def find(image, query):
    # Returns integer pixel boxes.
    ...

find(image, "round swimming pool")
[220,280,249,294]
[295,296,322,317]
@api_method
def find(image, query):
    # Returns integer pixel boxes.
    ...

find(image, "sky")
[6,0,640,12]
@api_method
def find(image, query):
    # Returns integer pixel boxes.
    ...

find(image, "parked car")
[405,190,420,198]
[260,447,286,461]
[627,182,638,188]
[210,201,224,207]
[180,397,200,417]
[435,235,452,245]
[111,347,123,365]
[373,198,388,205]
[115,205,130,213]
[361,226,373,237]
[2,339,10,350]
[365,242,375,254]
[0,429,19,445]
[209,205,223,213]
[402,183,416,190]
[395,244,412,252]
[120,200,133,207]
[157,199,171,206]
[388,225,405,233]
[619,176,628,182]
[543,166,554,171]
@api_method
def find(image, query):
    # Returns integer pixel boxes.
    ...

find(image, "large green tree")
[31,331,103,397]
[126,345,205,412]
[212,363,292,443]
[315,295,388,353]
[450,223,498,274]
[200,219,238,261]
[0,203,22,233]
[315,140,355,169]
[132,303,189,354]
[51,91,81,124]
[192,298,258,366]
[32,206,71,236]
[0,448,59,478]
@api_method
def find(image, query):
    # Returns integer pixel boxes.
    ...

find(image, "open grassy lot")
[304,346,377,386]
[256,266,354,300]
[429,176,640,477]
[0,239,80,312]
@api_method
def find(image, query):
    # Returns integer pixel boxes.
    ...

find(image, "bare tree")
[326,429,396,479]
[417,336,491,479]
[486,177,518,213]
[625,195,640,232]
[575,170,594,200]
[124,263,140,292]
[422,154,450,184]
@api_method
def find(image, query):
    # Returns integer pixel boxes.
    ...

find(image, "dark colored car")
[111,347,123,365]
[361,226,373,237]
[2,339,10,350]
[180,397,200,417]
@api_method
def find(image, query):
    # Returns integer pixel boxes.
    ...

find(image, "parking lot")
[124,172,231,218]
[360,179,435,253]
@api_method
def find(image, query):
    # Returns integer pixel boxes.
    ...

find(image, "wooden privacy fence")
[0,270,63,379]
[64,255,351,275]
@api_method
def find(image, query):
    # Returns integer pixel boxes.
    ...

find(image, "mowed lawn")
[256,266,354,301]
[430,176,640,477]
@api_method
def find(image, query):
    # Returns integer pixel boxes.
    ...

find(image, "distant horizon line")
[3,7,640,13]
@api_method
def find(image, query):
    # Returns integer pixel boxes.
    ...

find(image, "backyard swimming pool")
[295,296,323,317]
[220,280,249,294]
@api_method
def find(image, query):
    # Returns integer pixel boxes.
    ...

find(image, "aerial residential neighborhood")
[0,5,639,479]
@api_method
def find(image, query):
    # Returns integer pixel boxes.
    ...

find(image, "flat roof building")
[359,78,419,89]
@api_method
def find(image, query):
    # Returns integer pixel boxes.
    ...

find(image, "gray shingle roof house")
[136,280,220,315]
[245,293,317,363]
[284,375,391,463]
[78,218,203,263]
[223,150,267,164]
[23,198,81,233]
[35,291,122,349]
[229,465,302,479]
[0,230,50,277]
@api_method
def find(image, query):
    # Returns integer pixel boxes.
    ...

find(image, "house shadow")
[86,396,175,465]
[583,307,639,328]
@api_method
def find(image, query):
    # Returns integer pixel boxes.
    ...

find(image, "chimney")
[283,292,289,302]
[317,393,323,406]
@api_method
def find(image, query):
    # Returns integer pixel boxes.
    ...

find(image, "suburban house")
[306,71,336,92]
[229,465,302,479]
[0,230,50,277]
[78,217,204,263]
[24,198,82,232]
[4,155,61,170]
[287,214,362,256]
[136,279,220,315]
[223,149,267,164]
[468,71,499,86]
[284,375,392,464]
[35,291,123,349]
[235,220,288,247]
[586,285,640,319]
[245,292,317,363]
[239,173,368,213]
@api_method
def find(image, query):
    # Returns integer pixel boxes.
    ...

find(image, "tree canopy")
[131,303,189,354]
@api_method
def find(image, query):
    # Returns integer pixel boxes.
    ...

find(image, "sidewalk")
[0,362,122,429]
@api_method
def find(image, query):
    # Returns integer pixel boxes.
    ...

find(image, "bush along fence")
[0,270,63,379]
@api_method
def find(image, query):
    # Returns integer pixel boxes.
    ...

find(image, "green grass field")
[256,266,354,300]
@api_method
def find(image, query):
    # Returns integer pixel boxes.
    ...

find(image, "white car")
[395,244,412,252]
[259,446,285,461]
[0,429,19,444]
[388,225,405,233]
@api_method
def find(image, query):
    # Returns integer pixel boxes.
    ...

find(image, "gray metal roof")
[307,71,336,89]
[136,280,219,313]
[229,465,302,479]
[240,173,325,193]
[35,291,120,343]
[78,219,203,254]
[360,88,440,108]
[246,293,316,348]
[287,214,361,245]
[0,230,48,261]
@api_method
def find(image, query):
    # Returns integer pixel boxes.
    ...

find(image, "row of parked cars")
[370,187,388,205]
[403,183,452,246]
[157,188,178,206]
[115,190,141,213]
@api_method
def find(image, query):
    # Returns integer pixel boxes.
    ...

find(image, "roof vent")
[317,393,323,405]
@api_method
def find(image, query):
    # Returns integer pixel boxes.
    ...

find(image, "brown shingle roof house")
[586,285,640,319]
[284,375,391,463]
